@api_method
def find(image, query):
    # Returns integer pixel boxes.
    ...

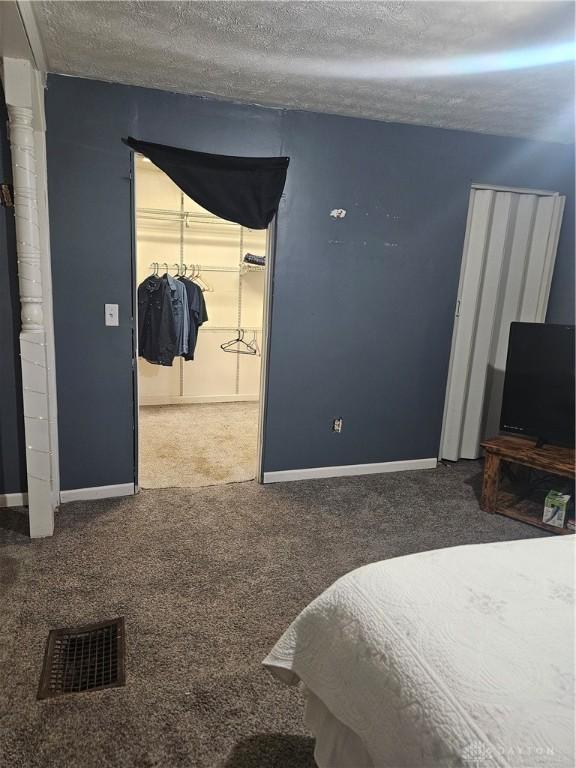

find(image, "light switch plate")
[105,303,119,326]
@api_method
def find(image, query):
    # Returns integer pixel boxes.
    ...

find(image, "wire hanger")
[191,264,213,293]
[246,330,260,356]
[220,328,258,355]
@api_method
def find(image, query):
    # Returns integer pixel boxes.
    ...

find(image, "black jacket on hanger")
[178,277,209,361]
[138,275,177,366]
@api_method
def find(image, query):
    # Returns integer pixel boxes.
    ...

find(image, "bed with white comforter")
[264,537,574,768]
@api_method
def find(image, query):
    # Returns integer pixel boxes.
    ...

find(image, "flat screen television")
[500,322,575,447]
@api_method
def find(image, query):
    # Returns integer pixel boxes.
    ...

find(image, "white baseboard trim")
[0,492,28,508]
[140,394,259,406]
[263,458,438,484]
[60,483,135,504]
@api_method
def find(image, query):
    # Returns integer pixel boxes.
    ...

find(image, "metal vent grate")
[37,618,125,699]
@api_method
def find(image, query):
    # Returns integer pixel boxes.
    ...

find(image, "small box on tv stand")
[543,491,573,529]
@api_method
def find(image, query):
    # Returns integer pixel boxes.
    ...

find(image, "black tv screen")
[500,323,575,447]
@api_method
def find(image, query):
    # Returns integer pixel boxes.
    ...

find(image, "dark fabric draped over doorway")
[123,136,289,229]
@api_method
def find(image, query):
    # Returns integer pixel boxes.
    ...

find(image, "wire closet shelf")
[148,262,264,277]
[141,206,265,276]
[137,206,254,229]
[138,208,266,271]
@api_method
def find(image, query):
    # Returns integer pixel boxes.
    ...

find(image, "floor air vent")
[37,618,126,699]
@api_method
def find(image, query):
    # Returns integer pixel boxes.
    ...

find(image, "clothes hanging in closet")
[178,276,208,361]
[165,273,189,356]
[138,273,208,366]
[137,274,177,366]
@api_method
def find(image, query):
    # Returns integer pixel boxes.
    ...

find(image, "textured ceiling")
[32,1,575,142]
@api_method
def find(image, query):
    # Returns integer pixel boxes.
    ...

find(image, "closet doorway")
[134,154,270,488]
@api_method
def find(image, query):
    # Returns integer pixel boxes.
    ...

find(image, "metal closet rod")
[137,207,256,230]
[150,262,240,274]
[200,326,262,332]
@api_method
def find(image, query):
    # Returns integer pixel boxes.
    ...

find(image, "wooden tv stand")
[480,436,575,535]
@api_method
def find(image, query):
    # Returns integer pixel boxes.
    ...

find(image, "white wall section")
[2,57,59,537]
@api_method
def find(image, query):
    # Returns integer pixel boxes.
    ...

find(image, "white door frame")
[131,162,278,487]
[256,217,277,482]
[439,182,565,461]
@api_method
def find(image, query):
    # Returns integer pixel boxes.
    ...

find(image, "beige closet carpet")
[0,462,546,768]
[139,402,259,489]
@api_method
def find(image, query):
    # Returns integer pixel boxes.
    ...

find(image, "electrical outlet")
[332,417,343,433]
[105,304,119,326]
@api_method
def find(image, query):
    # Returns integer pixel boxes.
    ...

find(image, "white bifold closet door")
[440,185,565,461]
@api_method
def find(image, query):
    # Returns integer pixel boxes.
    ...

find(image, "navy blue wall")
[44,75,574,488]
[0,92,26,495]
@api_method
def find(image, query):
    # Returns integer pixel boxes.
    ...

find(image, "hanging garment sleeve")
[181,277,203,361]
[158,278,178,365]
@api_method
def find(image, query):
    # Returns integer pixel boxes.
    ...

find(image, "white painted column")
[3,57,58,537]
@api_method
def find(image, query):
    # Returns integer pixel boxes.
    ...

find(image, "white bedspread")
[264,537,575,768]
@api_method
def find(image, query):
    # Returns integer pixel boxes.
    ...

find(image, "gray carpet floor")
[0,461,546,768]
[139,402,259,489]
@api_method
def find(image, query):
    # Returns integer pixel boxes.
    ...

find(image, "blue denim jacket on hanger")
[164,273,189,356]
